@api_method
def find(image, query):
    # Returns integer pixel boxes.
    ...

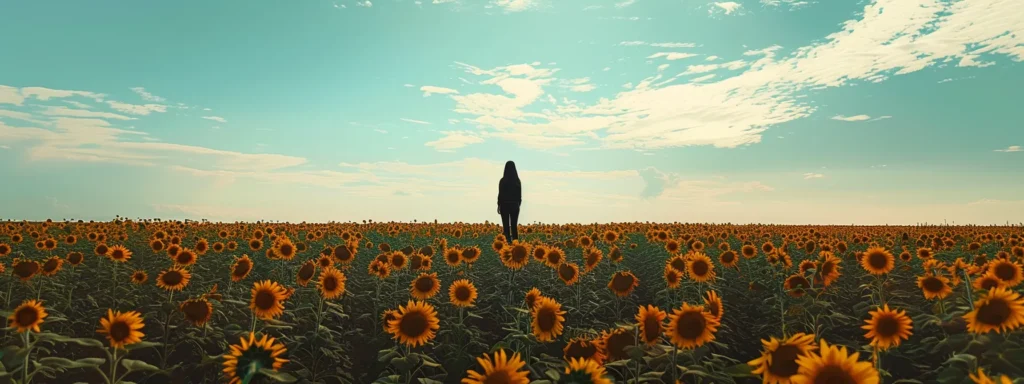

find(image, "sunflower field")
[0,219,1023,384]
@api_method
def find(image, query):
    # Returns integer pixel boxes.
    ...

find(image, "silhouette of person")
[497,161,521,244]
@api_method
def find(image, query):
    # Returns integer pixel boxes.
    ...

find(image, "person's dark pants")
[500,203,519,243]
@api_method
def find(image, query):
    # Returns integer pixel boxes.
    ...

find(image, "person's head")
[503,161,519,180]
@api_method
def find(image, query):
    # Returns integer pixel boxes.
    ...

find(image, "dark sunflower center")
[279,244,294,256]
[15,307,39,327]
[399,311,428,338]
[177,253,193,264]
[875,315,901,337]
[867,253,888,269]
[922,277,944,293]
[612,274,635,292]
[980,278,1000,290]
[234,262,251,276]
[43,259,59,272]
[323,276,338,292]
[537,307,557,331]
[994,263,1017,281]
[558,264,576,281]
[298,264,315,280]
[415,278,436,293]
[606,331,634,360]
[812,365,857,384]
[676,312,707,340]
[767,345,801,378]
[109,321,132,342]
[511,246,528,262]
[976,299,1011,326]
[483,370,513,384]
[722,252,736,263]
[254,290,277,310]
[447,252,460,263]
[455,286,471,301]
[547,253,560,264]
[643,315,661,342]
[691,261,709,276]
[525,295,538,309]
[182,301,210,322]
[162,271,183,286]
[709,303,721,318]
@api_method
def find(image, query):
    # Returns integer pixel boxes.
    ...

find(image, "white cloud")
[831,115,872,122]
[63,100,93,109]
[615,0,636,8]
[40,106,136,121]
[0,86,25,106]
[0,109,48,124]
[20,87,105,102]
[107,101,167,115]
[400,118,432,125]
[994,145,1021,152]
[492,0,539,12]
[425,131,484,151]
[202,116,228,123]
[374,129,388,134]
[647,52,699,61]
[433,0,457,3]
[130,87,166,102]
[712,2,742,15]
[356,0,372,6]
[803,172,825,179]
[420,85,460,97]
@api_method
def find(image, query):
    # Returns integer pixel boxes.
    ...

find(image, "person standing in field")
[497,160,521,244]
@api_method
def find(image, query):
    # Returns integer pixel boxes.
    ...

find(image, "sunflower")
[665,302,719,349]
[741,244,757,259]
[97,309,145,349]
[226,255,253,282]
[636,304,667,345]
[194,238,209,255]
[785,274,812,298]
[664,265,682,289]
[544,247,566,269]
[131,270,148,285]
[40,256,63,276]
[461,246,481,264]
[665,239,682,254]
[719,250,739,269]
[525,287,543,310]
[461,349,529,384]
[391,251,409,270]
[250,280,289,320]
[227,241,238,251]
[94,243,109,257]
[444,247,460,266]
[703,290,724,322]
[986,259,1023,287]
[862,304,913,350]
[608,246,624,263]
[271,236,296,260]
[11,258,39,281]
[295,260,316,287]
[686,253,716,283]
[502,241,530,270]
[584,247,603,273]
[600,327,637,361]
[790,339,879,384]
[969,368,1014,384]
[165,244,180,258]
[814,255,842,287]
[562,358,612,384]
[222,332,289,384]
[798,260,816,275]
[0,243,10,257]
[318,266,347,300]
[212,242,225,253]
[974,274,1004,291]
[180,298,213,327]
[174,247,197,266]
[860,246,894,275]
[449,279,477,307]
[558,263,580,286]
[531,296,566,342]
[248,238,263,251]
[917,274,952,300]
[66,251,84,266]
[368,260,391,279]
[9,299,47,333]
[411,272,441,300]
[563,337,605,364]
[387,300,440,348]
[963,287,1024,334]
[608,271,639,297]
[532,245,548,262]
[156,267,191,292]
[748,332,817,384]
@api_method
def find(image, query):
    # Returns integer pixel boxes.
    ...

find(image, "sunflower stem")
[22,332,31,384]
[241,360,262,384]
[961,269,975,311]
[109,348,118,384]
[670,344,679,383]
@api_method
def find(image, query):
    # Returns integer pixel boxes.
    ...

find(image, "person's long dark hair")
[502,161,520,184]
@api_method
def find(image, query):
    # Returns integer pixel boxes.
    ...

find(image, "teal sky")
[1,0,1022,224]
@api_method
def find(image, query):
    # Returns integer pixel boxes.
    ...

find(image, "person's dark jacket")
[497,178,521,207]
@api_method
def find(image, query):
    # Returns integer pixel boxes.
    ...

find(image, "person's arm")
[497,181,503,214]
